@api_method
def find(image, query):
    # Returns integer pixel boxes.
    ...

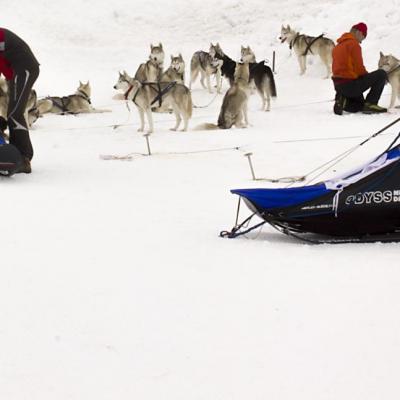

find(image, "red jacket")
[332,32,368,80]
[0,29,14,80]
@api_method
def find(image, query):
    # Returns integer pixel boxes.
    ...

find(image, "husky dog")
[218,62,250,128]
[114,71,192,133]
[279,25,334,78]
[189,44,223,93]
[378,52,400,108]
[37,81,109,115]
[135,43,165,82]
[161,54,185,83]
[240,46,256,63]
[196,62,250,130]
[213,43,276,111]
[0,77,39,128]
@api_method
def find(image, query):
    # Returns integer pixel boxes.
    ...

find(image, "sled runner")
[221,118,400,243]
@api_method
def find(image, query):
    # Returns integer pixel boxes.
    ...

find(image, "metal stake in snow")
[272,50,276,73]
[244,152,256,180]
[143,133,151,156]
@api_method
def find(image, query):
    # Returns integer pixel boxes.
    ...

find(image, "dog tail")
[193,123,219,131]
[266,66,277,97]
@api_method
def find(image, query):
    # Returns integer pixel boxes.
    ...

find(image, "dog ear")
[179,53,182,59]
[379,51,384,57]
[241,45,245,50]
[159,43,163,49]
[150,44,154,50]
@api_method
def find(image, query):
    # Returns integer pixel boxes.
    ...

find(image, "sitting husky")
[189,44,223,93]
[196,62,250,130]
[37,81,109,115]
[218,62,250,128]
[213,43,276,111]
[161,54,185,84]
[135,43,165,82]
[279,25,334,78]
[240,46,256,63]
[378,52,400,108]
[0,77,39,128]
[114,71,192,133]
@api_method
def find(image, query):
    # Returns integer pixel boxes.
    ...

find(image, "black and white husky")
[213,43,276,111]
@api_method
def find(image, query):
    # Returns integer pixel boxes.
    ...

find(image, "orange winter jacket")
[332,32,367,80]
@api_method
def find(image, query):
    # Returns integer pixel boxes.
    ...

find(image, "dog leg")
[137,108,145,132]
[243,103,249,127]
[298,55,306,75]
[256,85,267,111]
[206,74,213,94]
[389,80,398,108]
[170,105,182,131]
[199,71,207,90]
[181,116,189,131]
[216,69,222,94]
[189,67,199,90]
[145,108,154,134]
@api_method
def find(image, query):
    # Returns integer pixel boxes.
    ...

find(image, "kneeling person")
[332,22,387,115]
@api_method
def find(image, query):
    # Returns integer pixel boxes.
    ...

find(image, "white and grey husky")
[196,62,250,130]
[36,81,110,114]
[114,71,192,133]
[279,25,334,78]
[378,52,400,108]
[134,43,165,82]
[189,44,223,93]
[0,77,39,127]
[161,54,185,84]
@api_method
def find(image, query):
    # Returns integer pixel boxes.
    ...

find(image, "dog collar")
[124,85,134,100]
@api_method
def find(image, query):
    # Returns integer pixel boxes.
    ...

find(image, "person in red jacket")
[332,22,387,115]
[0,28,40,173]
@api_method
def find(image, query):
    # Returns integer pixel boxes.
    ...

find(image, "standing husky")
[114,71,192,133]
[161,54,185,83]
[279,25,334,78]
[37,81,110,114]
[196,62,250,130]
[189,44,223,93]
[213,43,276,111]
[135,43,165,82]
[378,52,400,108]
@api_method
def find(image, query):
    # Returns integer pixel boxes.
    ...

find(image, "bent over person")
[0,28,40,173]
[332,22,387,115]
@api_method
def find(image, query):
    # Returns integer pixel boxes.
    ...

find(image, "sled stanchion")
[244,152,256,180]
[143,133,151,156]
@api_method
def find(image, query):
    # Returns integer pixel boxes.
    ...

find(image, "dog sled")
[221,118,400,244]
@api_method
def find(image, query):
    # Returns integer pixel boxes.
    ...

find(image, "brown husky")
[195,62,250,130]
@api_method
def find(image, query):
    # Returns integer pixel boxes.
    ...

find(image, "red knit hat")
[352,22,367,37]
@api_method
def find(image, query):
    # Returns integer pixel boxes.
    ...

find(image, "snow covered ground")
[2,1,400,399]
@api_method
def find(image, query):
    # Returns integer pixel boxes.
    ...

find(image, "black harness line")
[302,34,324,56]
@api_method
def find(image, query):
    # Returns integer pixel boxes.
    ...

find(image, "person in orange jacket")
[332,22,387,115]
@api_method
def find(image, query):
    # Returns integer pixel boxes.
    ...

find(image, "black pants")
[7,65,39,160]
[334,69,387,107]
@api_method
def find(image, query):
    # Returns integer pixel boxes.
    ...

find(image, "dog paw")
[169,128,177,131]
[137,128,144,132]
